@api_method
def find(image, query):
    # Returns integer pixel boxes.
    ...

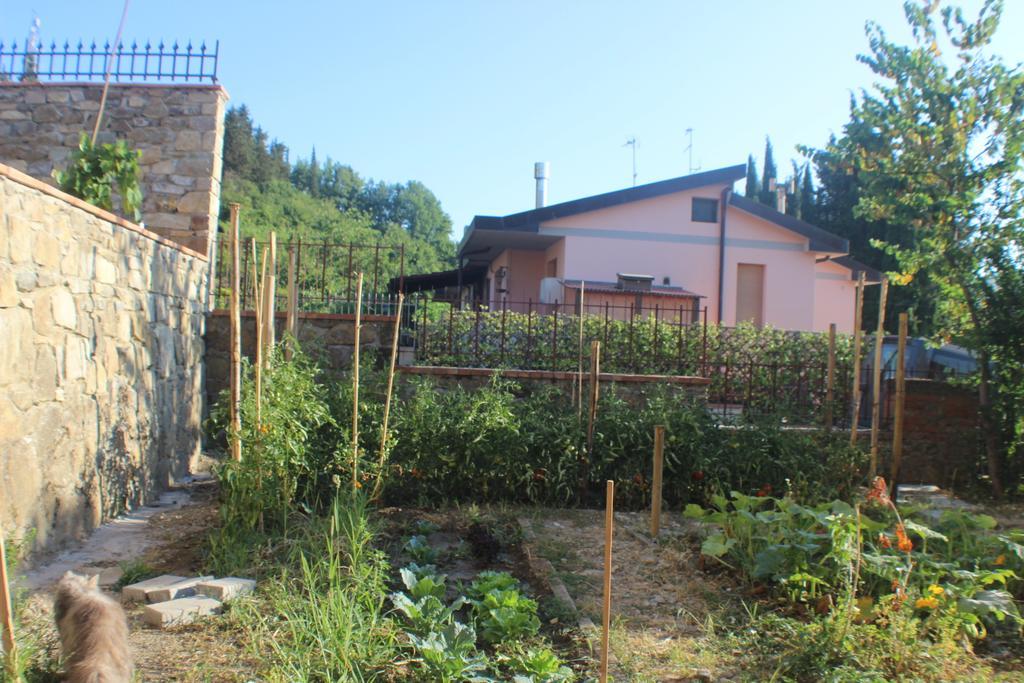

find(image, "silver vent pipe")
[534,162,549,208]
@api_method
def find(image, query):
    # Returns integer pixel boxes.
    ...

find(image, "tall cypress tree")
[744,154,759,198]
[758,137,777,208]
[310,147,320,198]
[799,164,815,222]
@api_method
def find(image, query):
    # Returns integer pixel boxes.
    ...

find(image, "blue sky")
[4,1,1024,238]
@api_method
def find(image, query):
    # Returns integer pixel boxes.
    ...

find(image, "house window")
[692,197,718,223]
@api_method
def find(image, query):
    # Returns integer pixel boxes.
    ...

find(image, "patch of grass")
[114,559,157,589]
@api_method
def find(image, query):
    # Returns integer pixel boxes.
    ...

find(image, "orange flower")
[354,481,362,489]
[878,533,892,549]
[866,476,891,506]
[915,596,939,609]
[995,554,1007,566]
[895,523,913,553]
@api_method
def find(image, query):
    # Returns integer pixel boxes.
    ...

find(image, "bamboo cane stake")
[600,479,615,683]
[582,340,601,497]
[251,242,266,428]
[285,241,298,361]
[576,281,585,417]
[352,273,364,493]
[825,323,837,428]
[0,535,17,680]
[263,232,277,363]
[868,279,889,478]
[372,292,404,502]
[890,312,908,490]
[849,273,866,446]
[650,425,665,538]
[228,204,242,462]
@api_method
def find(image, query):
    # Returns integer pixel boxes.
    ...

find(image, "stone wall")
[0,163,208,556]
[0,82,227,256]
[204,310,397,407]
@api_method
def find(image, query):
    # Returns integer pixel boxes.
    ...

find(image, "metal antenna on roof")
[684,128,701,174]
[623,137,638,187]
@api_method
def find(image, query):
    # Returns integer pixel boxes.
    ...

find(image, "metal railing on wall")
[213,238,405,314]
[0,39,219,83]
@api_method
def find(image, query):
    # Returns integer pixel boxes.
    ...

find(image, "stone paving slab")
[143,596,223,628]
[121,574,188,603]
[145,575,214,603]
[196,577,255,602]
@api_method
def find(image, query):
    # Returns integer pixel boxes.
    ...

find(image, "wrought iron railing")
[0,40,218,83]
[213,238,405,313]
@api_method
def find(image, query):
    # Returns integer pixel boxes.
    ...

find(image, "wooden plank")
[264,232,277,361]
[869,279,889,478]
[285,241,298,361]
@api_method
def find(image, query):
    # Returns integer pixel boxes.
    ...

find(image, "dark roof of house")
[727,194,849,253]
[831,255,885,283]
[460,164,747,254]
[387,264,487,294]
[563,279,704,299]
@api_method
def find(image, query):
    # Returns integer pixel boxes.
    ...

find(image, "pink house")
[405,164,880,333]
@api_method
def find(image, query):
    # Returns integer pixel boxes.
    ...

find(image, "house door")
[736,264,764,327]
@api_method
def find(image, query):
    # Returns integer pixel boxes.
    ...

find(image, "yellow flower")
[915,596,939,610]
[995,554,1006,566]
[928,584,944,596]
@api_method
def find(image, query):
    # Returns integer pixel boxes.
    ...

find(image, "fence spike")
[49,40,56,50]
[131,40,137,50]
[63,40,70,49]
[186,40,193,52]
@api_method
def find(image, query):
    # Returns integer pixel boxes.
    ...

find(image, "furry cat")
[53,571,134,683]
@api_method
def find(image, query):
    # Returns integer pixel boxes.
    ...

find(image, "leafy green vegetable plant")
[473,588,541,644]
[53,132,143,220]
[403,534,440,564]
[406,622,492,682]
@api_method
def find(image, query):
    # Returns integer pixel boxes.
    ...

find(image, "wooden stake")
[228,204,242,462]
[251,242,266,428]
[285,241,298,361]
[890,312,908,489]
[825,323,837,428]
[849,273,866,446]
[576,281,585,417]
[0,535,17,679]
[650,425,665,538]
[263,232,277,363]
[351,273,363,493]
[600,480,615,683]
[372,292,404,502]
[582,340,601,496]
[868,279,889,478]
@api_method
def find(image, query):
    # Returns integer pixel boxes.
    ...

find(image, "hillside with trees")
[218,105,455,281]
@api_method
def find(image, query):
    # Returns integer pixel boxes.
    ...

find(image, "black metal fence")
[0,40,218,83]
[213,238,405,313]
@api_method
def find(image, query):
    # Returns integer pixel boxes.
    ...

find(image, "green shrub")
[52,133,142,221]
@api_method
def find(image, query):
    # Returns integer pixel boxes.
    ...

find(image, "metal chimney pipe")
[534,162,549,208]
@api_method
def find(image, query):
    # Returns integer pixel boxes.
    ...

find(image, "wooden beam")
[825,322,837,428]
[372,292,404,502]
[0,535,17,679]
[285,240,298,361]
[352,273,363,493]
[263,232,277,362]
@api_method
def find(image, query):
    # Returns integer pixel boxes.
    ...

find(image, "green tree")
[758,137,777,208]
[744,154,760,198]
[833,0,1024,496]
[799,164,815,222]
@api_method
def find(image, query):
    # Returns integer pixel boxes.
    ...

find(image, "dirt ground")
[16,479,257,682]
[521,508,742,682]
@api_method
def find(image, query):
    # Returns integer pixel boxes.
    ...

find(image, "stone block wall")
[0,163,208,556]
[204,310,395,407]
[0,82,228,256]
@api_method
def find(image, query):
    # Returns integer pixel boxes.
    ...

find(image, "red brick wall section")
[895,378,981,487]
